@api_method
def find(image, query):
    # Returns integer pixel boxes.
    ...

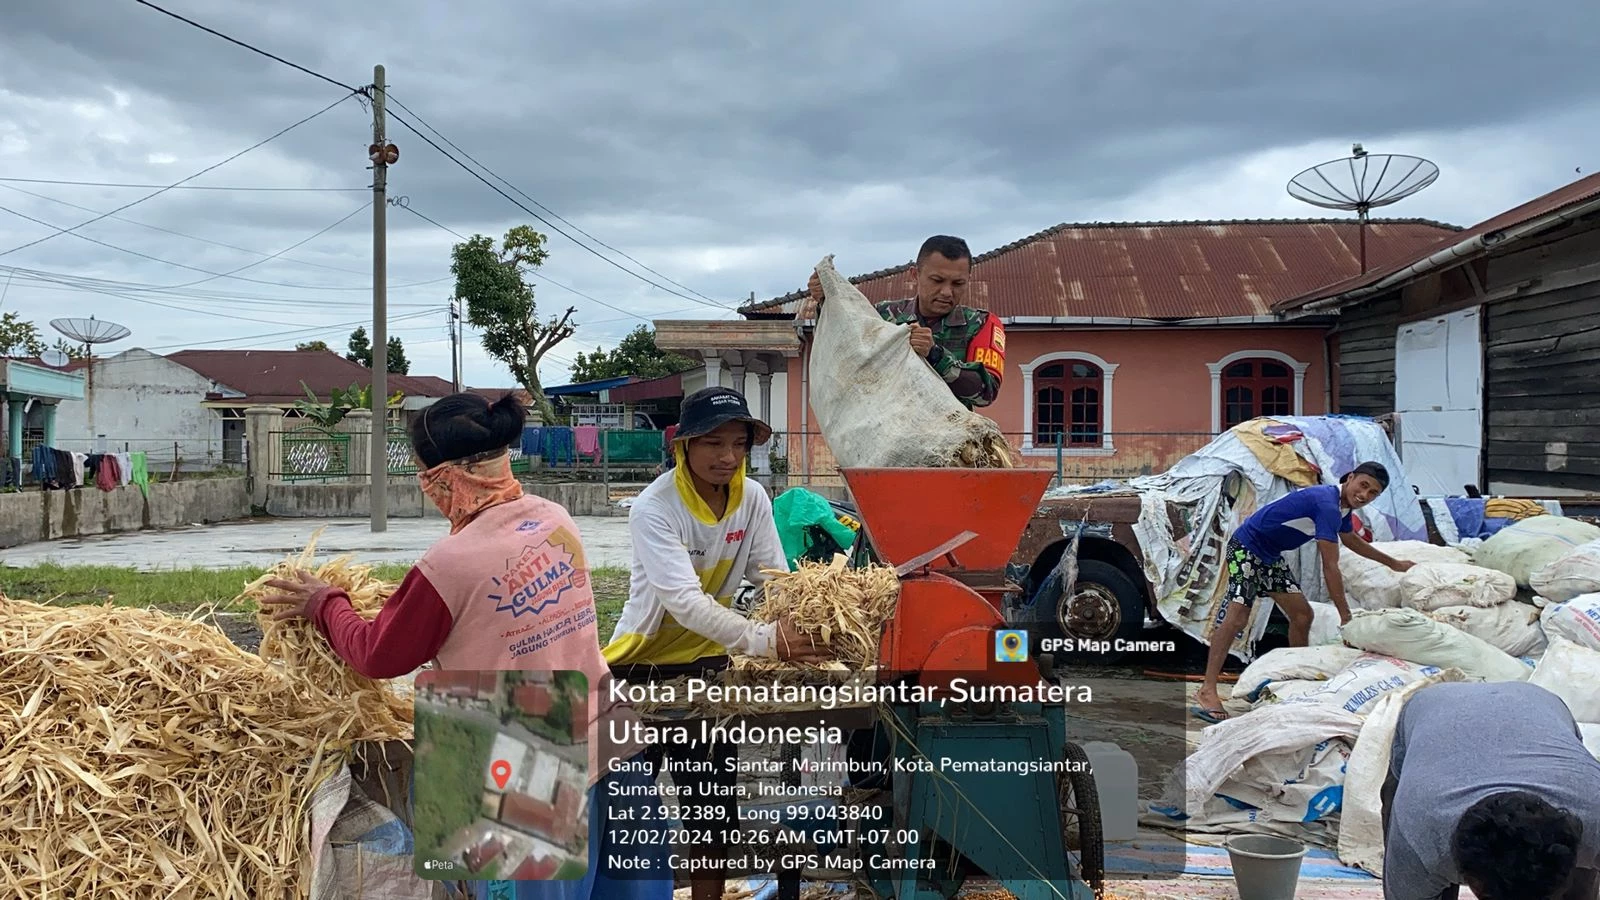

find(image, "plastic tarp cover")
[1096,415,1426,663]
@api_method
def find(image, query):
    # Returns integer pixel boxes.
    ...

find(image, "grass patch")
[412,706,497,862]
[0,562,630,630]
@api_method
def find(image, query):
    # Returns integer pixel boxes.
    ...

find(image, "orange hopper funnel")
[839,467,1053,572]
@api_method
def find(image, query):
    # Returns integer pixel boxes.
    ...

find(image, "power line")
[86,308,441,356]
[0,177,365,193]
[392,199,652,324]
[0,203,446,293]
[382,105,731,313]
[0,92,358,259]
[122,1,735,315]
[0,181,377,278]
[384,94,728,308]
[131,0,360,93]
[0,266,439,311]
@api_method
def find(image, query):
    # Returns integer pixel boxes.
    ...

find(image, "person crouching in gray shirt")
[1382,681,1600,900]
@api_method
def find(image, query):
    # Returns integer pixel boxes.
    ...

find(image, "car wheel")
[1030,559,1146,664]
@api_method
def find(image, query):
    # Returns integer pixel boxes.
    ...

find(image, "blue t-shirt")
[1233,484,1352,562]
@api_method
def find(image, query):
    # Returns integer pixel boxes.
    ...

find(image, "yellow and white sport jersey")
[602,457,790,667]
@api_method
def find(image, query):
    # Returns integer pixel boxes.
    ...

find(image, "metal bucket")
[1226,834,1308,900]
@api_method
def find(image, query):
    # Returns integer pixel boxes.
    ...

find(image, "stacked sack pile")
[1147,513,1600,877]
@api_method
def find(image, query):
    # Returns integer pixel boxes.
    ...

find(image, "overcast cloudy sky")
[1,0,1596,391]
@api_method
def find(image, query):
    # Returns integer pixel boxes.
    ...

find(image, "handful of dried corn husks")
[242,530,414,730]
[743,555,900,670]
[0,532,412,899]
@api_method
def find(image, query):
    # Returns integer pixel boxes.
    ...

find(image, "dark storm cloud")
[3,0,1598,385]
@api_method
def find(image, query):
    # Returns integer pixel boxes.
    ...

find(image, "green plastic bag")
[772,488,859,569]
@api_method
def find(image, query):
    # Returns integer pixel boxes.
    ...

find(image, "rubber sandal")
[1192,706,1229,725]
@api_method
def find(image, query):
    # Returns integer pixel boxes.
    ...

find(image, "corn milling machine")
[836,466,1103,900]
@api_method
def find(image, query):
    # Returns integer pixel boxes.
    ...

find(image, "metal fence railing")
[275,429,351,482]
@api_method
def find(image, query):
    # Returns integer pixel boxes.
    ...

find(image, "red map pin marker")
[491,759,512,790]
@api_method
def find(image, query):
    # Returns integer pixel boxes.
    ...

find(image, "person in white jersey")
[604,385,827,900]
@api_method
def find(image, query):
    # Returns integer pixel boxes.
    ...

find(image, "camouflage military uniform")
[874,297,1005,409]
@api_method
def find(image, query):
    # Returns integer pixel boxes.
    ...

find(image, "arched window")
[1035,360,1103,447]
[1220,357,1294,428]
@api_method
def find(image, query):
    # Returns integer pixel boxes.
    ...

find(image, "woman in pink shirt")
[261,392,671,900]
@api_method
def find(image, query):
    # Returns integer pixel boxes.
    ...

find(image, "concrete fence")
[0,476,250,550]
[264,480,612,518]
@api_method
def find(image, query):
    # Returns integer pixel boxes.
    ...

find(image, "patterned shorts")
[1223,538,1300,608]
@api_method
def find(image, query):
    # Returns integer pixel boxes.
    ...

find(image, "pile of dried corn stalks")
[0,533,410,899]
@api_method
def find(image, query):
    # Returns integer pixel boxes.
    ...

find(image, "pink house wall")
[783,326,1329,483]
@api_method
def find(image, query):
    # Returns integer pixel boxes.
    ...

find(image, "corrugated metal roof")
[741,218,1461,322]
[165,349,454,402]
[1275,172,1600,311]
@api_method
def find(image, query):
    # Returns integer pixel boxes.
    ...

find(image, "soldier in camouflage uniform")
[808,235,1004,409]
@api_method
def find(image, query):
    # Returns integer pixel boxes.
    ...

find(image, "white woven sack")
[808,256,1011,469]
[1426,603,1544,658]
[1541,594,1600,652]
[1399,563,1516,612]
[1529,638,1600,723]
[1340,608,1531,683]
[1533,541,1600,604]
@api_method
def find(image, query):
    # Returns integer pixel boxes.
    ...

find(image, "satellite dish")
[48,317,128,439]
[50,316,131,346]
[1287,144,1439,274]
[39,349,71,368]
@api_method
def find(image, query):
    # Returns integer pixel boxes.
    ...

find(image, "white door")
[1393,308,1483,496]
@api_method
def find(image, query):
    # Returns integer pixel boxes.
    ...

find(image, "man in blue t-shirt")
[1195,461,1415,722]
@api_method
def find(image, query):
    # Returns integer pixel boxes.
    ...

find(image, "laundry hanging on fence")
[540,427,576,466]
[114,452,132,487]
[573,425,602,461]
[129,451,150,497]
[521,426,542,456]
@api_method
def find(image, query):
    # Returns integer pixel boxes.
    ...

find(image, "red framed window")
[1221,358,1293,428]
[1035,360,1102,447]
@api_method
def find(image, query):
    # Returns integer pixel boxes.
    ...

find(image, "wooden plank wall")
[1482,223,1600,492]
[1334,293,1401,417]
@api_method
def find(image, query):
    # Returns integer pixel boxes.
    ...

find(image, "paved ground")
[0,515,637,570]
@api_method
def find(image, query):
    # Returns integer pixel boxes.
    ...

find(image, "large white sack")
[1426,603,1544,657]
[1180,702,1364,811]
[808,256,1012,468]
[1529,638,1600,723]
[1276,653,1446,716]
[1399,563,1516,612]
[1340,542,1469,610]
[1215,738,1353,825]
[1473,516,1600,590]
[1581,723,1600,760]
[1540,594,1600,652]
[1530,539,1600,604]
[1309,600,1344,646]
[1340,608,1531,683]
[1233,645,1366,703]
[1338,670,1471,877]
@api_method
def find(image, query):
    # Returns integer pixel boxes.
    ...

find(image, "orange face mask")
[417,451,524,533]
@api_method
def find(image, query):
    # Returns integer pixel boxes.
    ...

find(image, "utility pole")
[369,64,396,533]
[449,299,462,392]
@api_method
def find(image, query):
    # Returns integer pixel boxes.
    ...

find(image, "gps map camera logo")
[995,629,1028,663]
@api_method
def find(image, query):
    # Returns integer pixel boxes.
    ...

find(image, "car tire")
[1028,559,1146,664]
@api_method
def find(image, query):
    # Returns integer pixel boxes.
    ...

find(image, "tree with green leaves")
[296,340,331,352]
[386,336,411,375]
[569,325,698,383]
[450,226,576,422]
[343,328,410,375]
[0,313,86,361]
[346,327,372,366]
